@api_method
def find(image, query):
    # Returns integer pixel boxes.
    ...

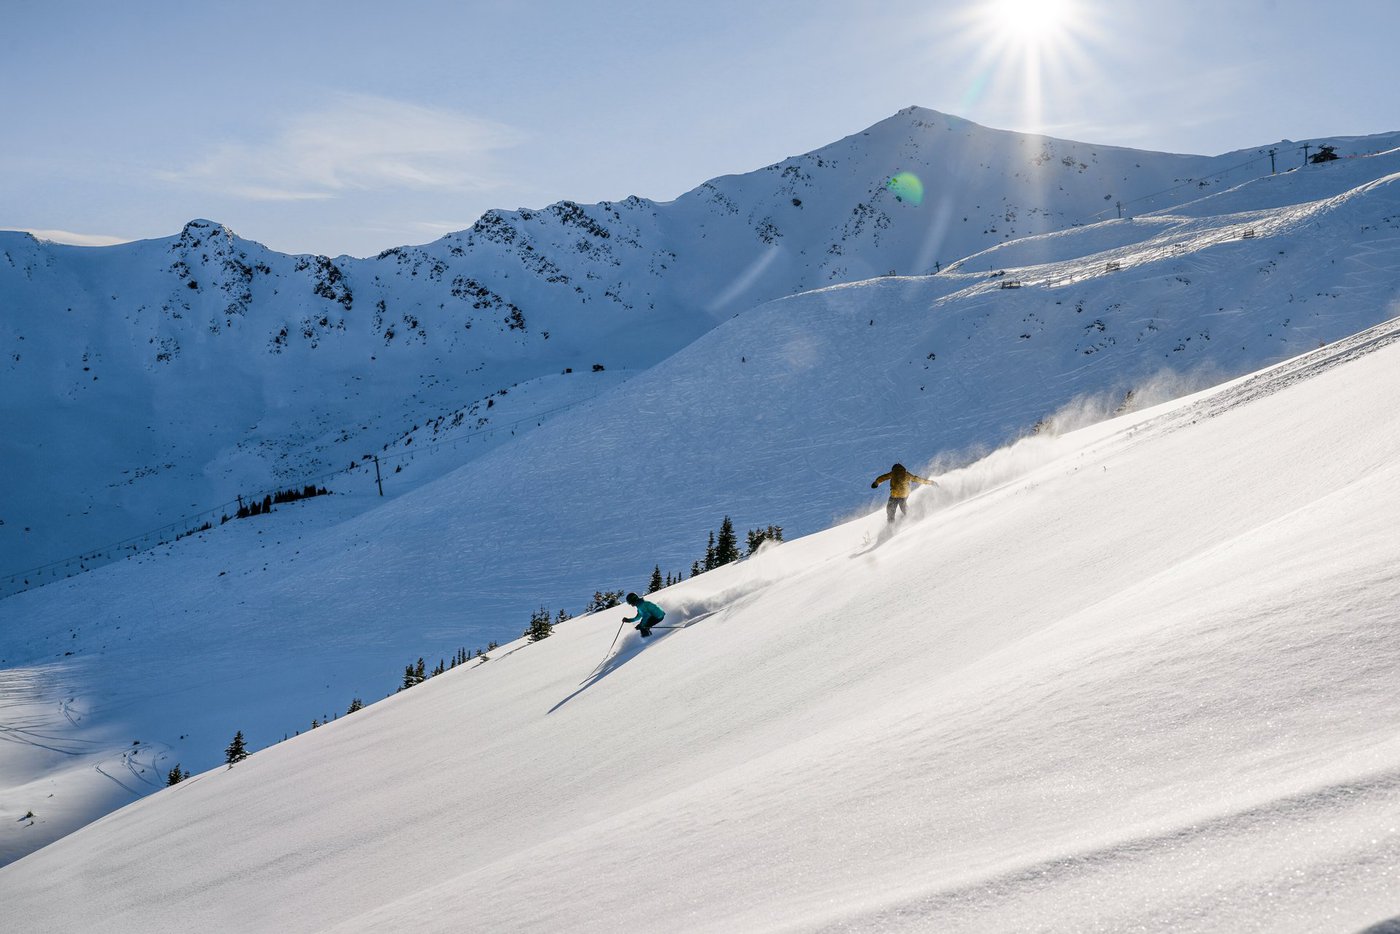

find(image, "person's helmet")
[626,592,640,605]
[892,463,906,473]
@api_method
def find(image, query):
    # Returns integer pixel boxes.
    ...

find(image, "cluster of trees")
[746,524,785,557]
[399,641,503,691]
[525,606,571,642]
[585,591,625,612]
[689,517,783,577]
[645,519,787,587]
[224,485,331,522]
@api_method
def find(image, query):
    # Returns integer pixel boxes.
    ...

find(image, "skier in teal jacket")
[623,592,665,637]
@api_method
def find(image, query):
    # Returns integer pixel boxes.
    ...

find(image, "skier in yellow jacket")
[871,463,935,522]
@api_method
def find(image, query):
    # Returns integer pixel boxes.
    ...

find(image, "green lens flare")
[887,172,924,206]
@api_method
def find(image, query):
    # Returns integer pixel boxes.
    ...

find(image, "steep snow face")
[4,123,1400,864]
[7,108,1394,587]
[5,315,1400,933]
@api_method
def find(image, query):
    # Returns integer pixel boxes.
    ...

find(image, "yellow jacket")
[872,466,933,499]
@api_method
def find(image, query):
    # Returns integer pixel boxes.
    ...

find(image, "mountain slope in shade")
[4,312,1400,932]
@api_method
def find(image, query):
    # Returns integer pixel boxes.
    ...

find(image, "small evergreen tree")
[649,564,663,593]
[347,697,363,714]
[414,657,426,683]
[715,516,740,566]
[525,606,554,642]
[703,530,718,571]
[225,730,249,765]
[166,764,187,786]
[555,608,573,624]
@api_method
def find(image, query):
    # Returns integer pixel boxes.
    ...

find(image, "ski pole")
[588,617,629,677]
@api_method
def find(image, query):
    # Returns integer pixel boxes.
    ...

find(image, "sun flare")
[987,0,1075,49]
[948,0,1099,131]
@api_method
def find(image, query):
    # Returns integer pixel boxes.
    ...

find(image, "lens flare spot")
[887,172,924,206]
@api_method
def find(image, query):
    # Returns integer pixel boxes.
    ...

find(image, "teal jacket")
[623,599,665,626]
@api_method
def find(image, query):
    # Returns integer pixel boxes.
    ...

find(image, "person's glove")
[870,481,878,488]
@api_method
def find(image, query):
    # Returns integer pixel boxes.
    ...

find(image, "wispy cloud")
[163,94,526,201]
[14,228,132,247]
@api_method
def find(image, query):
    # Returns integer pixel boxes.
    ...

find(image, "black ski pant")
[886,496,908,522]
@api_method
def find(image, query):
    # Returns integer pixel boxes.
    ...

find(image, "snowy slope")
[5,126,1400,865]
[7,108,1395,588]
[4,314,1400,933]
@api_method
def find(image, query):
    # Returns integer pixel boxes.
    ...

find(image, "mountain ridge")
[12,108,1386,581]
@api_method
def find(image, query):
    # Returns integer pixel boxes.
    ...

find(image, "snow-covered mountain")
[8,107,1388,589]
[5,311,1400,933]
[3,109,1400,868]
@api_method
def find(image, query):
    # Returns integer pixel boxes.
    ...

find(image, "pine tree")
[414,657,426,683]
[649,564,663,593]
[703,530,718,571]
[166,764,186,786]
[225,730,249,765]
[715,516,740,566]
[555,608,572,624]
[525,607,554,642]
[347,697,363,714]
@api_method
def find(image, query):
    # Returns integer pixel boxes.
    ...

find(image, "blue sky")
[3,0,1397,257]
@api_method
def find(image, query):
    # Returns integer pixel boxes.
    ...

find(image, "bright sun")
[988,0,1074,49]
[949,0,1099,138]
